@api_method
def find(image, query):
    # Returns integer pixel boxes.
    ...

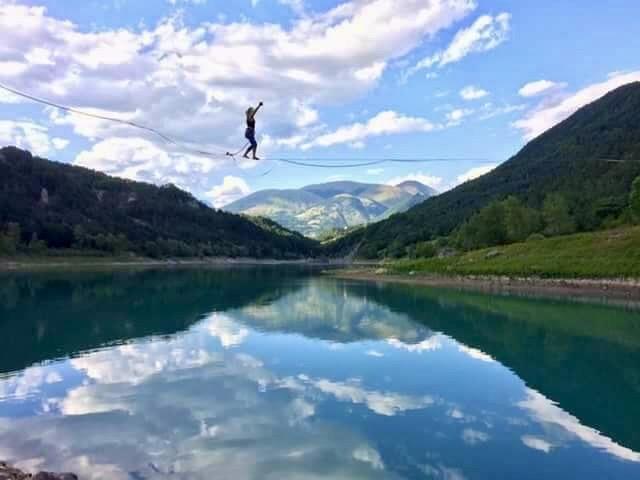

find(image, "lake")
[0,268,639,479]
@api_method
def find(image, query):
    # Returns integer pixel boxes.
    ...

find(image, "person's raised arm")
[253,101,264,116]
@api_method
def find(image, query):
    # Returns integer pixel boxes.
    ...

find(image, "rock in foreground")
[0,462,78,480]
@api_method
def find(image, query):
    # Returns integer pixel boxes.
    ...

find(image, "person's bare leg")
[253,145,260,160]
[243,145,252,159]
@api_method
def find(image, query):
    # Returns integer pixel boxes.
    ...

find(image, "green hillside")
[390,226,640,279]
[328,82,640,258]
[0,147,317,259]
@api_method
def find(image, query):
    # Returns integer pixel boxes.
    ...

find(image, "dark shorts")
[245,128,257,148]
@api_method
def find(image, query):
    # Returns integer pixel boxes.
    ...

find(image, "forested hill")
[0,147,317,258]
[328,81,640,258]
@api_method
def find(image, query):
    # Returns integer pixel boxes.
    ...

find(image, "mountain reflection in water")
[0,269,638,479]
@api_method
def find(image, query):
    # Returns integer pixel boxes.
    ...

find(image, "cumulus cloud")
[518,80,565,98]
[203,312,251,347]
[446,108,474,126]
[0,120,60,156]
[0,88,22,104]
[205,175,251,208]
[0,365,64,400]
[307,377,434,416]
[521,435,554,453]
[514,71,640,140]
[406,12,511,78]
[353,445,385,470]
[302,110,437,149]
[460,85,489,100]
[1,337,394,480]
[74,137,219,187]
[0,0,476,159]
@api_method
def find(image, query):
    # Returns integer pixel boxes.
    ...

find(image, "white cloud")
[0,365,63,400]
[365,350,384,357]
[446,108,473,125]
[460,85,489,100]
[0,120,55,156]
[521,435,554,453]
[74,137,220,185]
[387,337,442,353]
[353,445,384,470]
[204,313,251,347]
[51,137,69,150]
[302,111,436,149]
[0,0,477,164]
[68,343,216,394]
[205,176,251,208]
[309,377,434,416]
[478,102,525,120]
[455,163,498,185]
[279,0,305,15]
[407,13,511,77]
[458,345,495,363]
[514,71,640,140]
[518,388,640,462]
[421,464,468,480]
[0,88,22,104]
[518,80,565,98]
[386,172,443,190]
[366,168,384,176]
[462,428,490,445]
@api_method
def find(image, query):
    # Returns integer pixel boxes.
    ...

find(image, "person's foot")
[253,156,260,161]
[243,154,250,159]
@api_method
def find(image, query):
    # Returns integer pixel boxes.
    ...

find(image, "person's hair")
[246,107,254,116]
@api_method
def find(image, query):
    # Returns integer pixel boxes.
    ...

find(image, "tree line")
[0,146,317,259]
[403,180,640,259]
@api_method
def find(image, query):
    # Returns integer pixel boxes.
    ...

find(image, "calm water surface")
[0,268,639,479]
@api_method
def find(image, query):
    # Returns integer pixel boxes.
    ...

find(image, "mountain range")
[328,81,640,258]
[224,180,437,238]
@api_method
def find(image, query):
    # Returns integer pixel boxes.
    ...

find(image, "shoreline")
[331,269,640,303]
[0,256,379,271]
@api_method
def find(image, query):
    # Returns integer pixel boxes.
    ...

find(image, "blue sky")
[1,0,639,206]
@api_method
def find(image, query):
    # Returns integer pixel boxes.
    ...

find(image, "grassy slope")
[389,226,640,278]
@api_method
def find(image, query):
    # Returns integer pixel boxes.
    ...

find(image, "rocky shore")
[0,462,77,480]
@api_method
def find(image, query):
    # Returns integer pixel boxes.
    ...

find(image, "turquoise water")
[0,268,639,479]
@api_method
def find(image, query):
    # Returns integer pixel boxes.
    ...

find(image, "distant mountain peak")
[395,180,438,196]
[225,179,436,238]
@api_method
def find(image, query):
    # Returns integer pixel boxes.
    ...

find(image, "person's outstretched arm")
[253,101,263,117]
